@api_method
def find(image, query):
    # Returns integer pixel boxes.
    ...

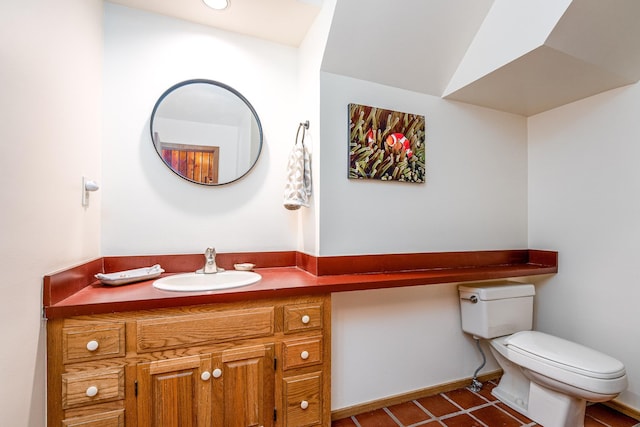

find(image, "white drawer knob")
[86,340,99,352]
[301,315,310,324]
[86,386,98,397]
[300,350,309,360]
[201,371,211,381]
[300,400,309,410]
[212,368,222,379]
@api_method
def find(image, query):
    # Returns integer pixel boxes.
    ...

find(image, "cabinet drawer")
[136,307,274,352]
[283,303,323,334]
[282,336,322,370]
[62,323,125,364]
[283,372,322,427]
[62,409,125,427]
[62,367,125,409]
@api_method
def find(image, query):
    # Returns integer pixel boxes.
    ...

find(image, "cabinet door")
[137,354,212,427]
[212,344,274,427]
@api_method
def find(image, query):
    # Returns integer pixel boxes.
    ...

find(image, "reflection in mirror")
[150,79,263,185]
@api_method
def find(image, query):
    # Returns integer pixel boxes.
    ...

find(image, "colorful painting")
[349,103,425,183]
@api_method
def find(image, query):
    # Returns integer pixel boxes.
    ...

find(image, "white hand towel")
[283,126,311,210]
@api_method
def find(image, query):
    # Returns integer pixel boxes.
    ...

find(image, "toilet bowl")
[490,332,627,426]
[459,283,627,427]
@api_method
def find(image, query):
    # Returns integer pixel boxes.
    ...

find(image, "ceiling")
[322,0,640,116]
[322,0,496,98]
[440,0,640,115]
[108,0,640,116]
[106,0,322,47]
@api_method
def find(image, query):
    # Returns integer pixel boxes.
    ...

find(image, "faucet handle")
[198,247,221,274]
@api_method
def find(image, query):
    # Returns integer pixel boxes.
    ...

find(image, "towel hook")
[296,120,309,147]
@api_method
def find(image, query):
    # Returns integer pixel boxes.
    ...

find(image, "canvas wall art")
[349,103,426,183]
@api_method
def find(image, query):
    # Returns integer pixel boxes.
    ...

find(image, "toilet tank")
[459,283,535,339]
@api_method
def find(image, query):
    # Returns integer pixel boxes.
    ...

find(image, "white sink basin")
[153,270,261,292]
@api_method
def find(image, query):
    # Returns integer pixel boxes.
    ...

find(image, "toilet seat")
[491,331,627,396]
[505,331,626,380]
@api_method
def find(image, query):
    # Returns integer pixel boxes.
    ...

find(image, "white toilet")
[458,282,627,427]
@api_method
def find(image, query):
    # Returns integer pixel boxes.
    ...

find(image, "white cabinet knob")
[300,350,309,360]
[86,340,99,352]
[300,400,309,410]
[86,386,98,397]
[212,368,222,378]
[301,315,310,324]
[201,371,211,381]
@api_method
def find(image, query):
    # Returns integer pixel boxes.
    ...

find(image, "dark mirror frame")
[150,79,263,186]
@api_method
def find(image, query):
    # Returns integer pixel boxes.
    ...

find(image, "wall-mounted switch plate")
[82,176,99,207]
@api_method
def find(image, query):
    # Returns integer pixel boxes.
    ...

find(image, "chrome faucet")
[197,247,224,274]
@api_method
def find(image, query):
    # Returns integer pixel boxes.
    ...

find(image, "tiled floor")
[332,380,640,427]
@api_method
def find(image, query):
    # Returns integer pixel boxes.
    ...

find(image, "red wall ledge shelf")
[43,249,557,318]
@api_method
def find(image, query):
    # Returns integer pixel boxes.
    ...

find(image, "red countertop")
[43,249,557,318]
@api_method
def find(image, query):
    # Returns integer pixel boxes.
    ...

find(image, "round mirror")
[150,79,263,185]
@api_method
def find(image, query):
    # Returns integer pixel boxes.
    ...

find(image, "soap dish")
[95,264,164,286]
[234,263,255,271]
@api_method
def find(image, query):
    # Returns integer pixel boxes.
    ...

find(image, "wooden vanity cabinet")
[47,295,331,427]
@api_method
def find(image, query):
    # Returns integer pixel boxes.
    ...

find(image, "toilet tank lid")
[505,331,626,379]
[458,283,535,300]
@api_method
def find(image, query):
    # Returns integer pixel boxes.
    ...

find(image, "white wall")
[321,73,530,409]
[295,0,337,254]
[319,73,528,256]
[528,82,640,409]
[102,4,300,255]
[332,283,503,410]
[0,1,103,425]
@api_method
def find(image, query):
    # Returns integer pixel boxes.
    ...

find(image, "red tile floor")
[332,380,639,427]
